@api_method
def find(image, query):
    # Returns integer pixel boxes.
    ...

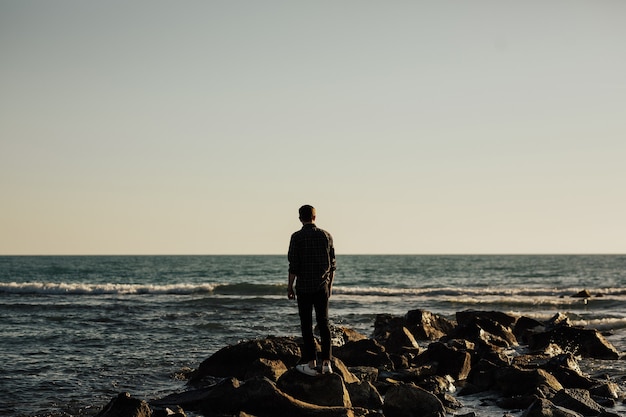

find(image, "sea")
[1,255,625,417]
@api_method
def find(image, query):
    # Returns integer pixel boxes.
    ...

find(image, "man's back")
[288,224,335,294]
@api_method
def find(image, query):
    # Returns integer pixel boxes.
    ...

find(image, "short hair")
[298,205,316,222]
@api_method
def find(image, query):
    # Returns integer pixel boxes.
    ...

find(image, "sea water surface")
[1,255,625,416]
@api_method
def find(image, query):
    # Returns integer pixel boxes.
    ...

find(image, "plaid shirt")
[288,223,336,294]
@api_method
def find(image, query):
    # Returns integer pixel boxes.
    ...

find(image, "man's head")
[298,205,316,223]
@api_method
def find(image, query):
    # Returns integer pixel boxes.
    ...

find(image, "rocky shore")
[95,309,625,417]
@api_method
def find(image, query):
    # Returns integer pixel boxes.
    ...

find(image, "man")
[288,204,336,376]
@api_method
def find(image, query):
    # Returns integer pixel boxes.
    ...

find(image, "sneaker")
[321,362,333,374]
[296,363,319,376]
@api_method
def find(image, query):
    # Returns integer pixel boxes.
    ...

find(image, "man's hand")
[288,285,295,300]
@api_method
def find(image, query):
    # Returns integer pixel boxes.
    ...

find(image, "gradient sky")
[1,1,625,255]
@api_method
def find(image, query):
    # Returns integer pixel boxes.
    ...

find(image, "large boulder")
[198,376,358,417]
[277,369,352,408]
[189,336,301,383]
[382,383,446,417]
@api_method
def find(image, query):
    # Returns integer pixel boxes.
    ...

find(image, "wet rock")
[189,336,301,383]
[96,392,152,417]
[527,326,620,360]
[382,383,446,417]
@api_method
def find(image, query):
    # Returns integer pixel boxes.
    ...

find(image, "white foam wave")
[0,281,217,295]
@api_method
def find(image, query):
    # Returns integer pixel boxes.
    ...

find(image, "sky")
[1,1,625,255]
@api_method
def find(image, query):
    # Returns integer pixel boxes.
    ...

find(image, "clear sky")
[1,1,625,255]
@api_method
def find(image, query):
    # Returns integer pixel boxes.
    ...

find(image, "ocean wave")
[2,281,626,301]
[0,281,218,295]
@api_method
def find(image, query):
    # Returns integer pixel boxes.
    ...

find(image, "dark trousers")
[297,285,331,363]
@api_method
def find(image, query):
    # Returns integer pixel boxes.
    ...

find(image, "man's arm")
[328,270,334,297]
[288,273,296,300]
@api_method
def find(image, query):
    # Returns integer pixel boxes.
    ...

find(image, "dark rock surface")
[93,309,624,417]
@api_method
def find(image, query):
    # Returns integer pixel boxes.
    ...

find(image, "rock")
[521,398,582,417]
[589,381,621,399]
[552,388,606,416]
[527,326,620,360]
[346,380,384,409]
[418,341,472,381]
[416,375,456,396]
[446,321,514,351]
[382,383,446,417]
[545,313,571,329]
[348,366,378,383]
[572,289,592,298]
[333,338,393,369]
[244,357,288,381]
[456,310,517,329]
[373,314,404,339]
[334,326,368,344]
[277,369,352,407]
[96,392,152,417]
[453,310,518,348]
[152,406,185,417]
[189,336,301,383]
[324,357,360,384]
[404,309,455,340]
[151,388,213,411]
[378,366,436,384]
[198,376,356,417]
[465,359,500,392]
[494,367,563,397]
[437,392,463,412]
[514,316,545,344]
[382,326,420,354]
[497,395,537,410]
